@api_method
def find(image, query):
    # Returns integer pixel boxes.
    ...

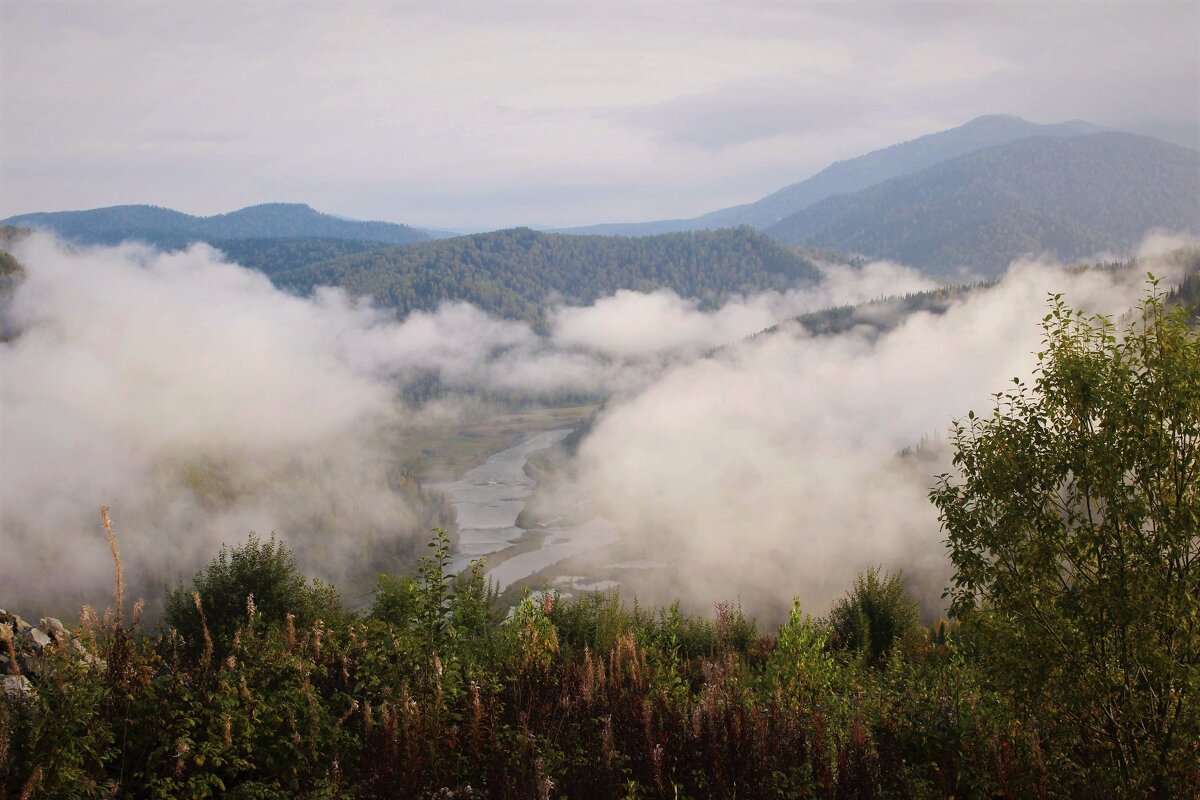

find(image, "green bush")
[827,567,922,668]
[932,283,1200,795]
[3,530,1165,798]
[163,532,341,657]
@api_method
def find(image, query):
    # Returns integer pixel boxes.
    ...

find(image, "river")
[430,429,622,593]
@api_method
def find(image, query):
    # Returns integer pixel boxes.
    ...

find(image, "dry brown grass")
[191,592,213,671]
[99,506,123,624]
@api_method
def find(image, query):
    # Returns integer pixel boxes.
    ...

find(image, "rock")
[21,627,52,651]
[40,617,69,644]
[0,609,105,675]
[2,674,33,700]
[0,610,31,635]
[18,653,42,675]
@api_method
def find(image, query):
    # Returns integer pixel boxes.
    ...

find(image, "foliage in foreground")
[5,529,1193,798]
[163,532,346,660]
[932,282,1200,796]
[2,541,1054,800]
[3,283,1197,798]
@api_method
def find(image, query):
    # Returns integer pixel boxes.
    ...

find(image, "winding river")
[431,429,621,592]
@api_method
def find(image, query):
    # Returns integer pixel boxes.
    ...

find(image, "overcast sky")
[1,1,1196,230]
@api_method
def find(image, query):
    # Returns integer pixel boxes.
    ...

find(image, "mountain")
[272,225,821,325]
[0,226,29,278]
[765,132,1200,274]
[559,115,1107,236]
[1,203,429,249]
[748,248,1200,346]
[208,237,395,276]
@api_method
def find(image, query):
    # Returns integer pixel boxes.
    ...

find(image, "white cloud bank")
[551,260,938,358]
[2,231,1193,619]
[0,234,923,613]
[556,237,1198,618]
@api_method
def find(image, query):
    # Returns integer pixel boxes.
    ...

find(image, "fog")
[0,231,1192,618]
[0,236,432,612]
[543,233,1198,618]
[550,260,938,359]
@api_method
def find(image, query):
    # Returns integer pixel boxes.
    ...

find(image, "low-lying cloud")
[550,260,938,359]
[0,234,923,614]
[2,231,1192,621]
[550,238,1197,619]
[0,236,438,613]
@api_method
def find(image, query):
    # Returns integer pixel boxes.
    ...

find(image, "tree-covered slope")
[750,249,1200,344]
[0,226,29,278]
[694,115,1106,231]
[211,237,393,276]
[766,133,1200,274]
[2,203,429,248]
[559,115,1106,236]
[273,225,821,323]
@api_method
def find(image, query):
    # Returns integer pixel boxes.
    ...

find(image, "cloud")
[617,79,890,151]
[0,235,886,612]
[3,231,1191,620]
[547,241,1196,619]
[0,236,441,613]
[550,260,938,358]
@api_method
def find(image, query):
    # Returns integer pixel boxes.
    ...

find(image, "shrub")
[827,567,922,668]
[931,283,1200,795]
[163,532,341,657]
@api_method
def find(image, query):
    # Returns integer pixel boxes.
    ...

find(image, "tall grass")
[2,520,1193,797]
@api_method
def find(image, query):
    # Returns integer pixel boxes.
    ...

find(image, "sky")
[1,1,1197,230]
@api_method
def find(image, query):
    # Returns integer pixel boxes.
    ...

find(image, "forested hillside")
[697,116,1104,231]
[1,203,429,248]
[272,225,821,324]
[772,284,980,339]
[211,237,392,276]
[560,115,1106,236]
[750,249,1200,342]
[766,133,1200,274]
[0,226,27,278]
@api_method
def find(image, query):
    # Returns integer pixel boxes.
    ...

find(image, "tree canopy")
[931,280,1199,795]
[271,225,821,326]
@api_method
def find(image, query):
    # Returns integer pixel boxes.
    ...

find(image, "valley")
[2,15,1199,786]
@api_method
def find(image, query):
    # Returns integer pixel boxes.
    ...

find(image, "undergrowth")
[1,520,1193,799]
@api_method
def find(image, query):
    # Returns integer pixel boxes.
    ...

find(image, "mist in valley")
[3,3,1199,794]
[548,234,1199,618]
[2,229,1195,621]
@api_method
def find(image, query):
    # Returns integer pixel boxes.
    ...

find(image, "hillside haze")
[271,225,821,324]
[5,116,1196,300]
[559,115,1108,236]
[1,202,430,249]
[766,132,1200,274]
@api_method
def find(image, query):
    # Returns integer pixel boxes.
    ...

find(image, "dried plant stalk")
[192,592,213,671]
[1,627,18,676]
[19,765,44,800]
[100,506,123,624]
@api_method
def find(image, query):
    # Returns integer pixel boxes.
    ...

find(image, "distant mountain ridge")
[7,115,1194,280]
[765,132,1200,274]
[559,115,1109,236]
[271,225,821,325]
[1,203,429,248]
